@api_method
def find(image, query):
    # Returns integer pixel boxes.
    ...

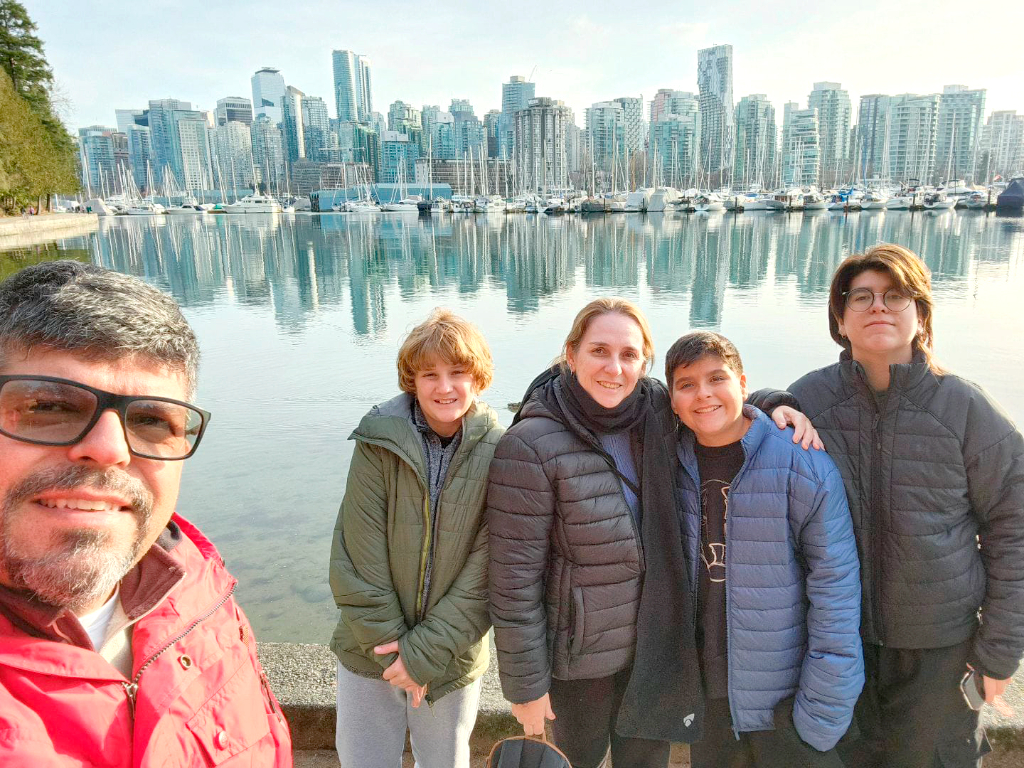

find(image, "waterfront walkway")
[0,213,98,248]
[261,641,1024,765]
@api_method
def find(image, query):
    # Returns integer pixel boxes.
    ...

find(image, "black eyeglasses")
[842,287,914,312]
[0,375,211,460]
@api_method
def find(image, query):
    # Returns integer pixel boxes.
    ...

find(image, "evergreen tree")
[0,0,52,112]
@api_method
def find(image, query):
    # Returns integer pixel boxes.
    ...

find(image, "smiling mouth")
[694,405,721,414]
[597,381,621,390]
[36,498,127,512]
[435,398,458,405]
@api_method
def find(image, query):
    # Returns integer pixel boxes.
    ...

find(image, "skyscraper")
[648,107,700,187]
[500,75,535,159]
[808,82,851,186]
[450,100,485,159]
[484,109,501,158]
[251,115,286,192]
[855,94,892,181]
[115,109,146,134]
[282,86,306,164]
[935,84,986,182]
[781,103,819,187]
[585,101,624,185]
[379,130,418,183]
[887,93,940,183]
[302,95,331,161]
[388,100,421,134]
[78,126,119,194]
[332,50,373,123]
[215,97,254,127]
[697,44,735,183]
[146,99,211,189]
[733,94,775,188]
[213,121,255,191]
[251,68,286,124]
[126,124,152,191]
[982,111,1024,181]
[513,97,573,192]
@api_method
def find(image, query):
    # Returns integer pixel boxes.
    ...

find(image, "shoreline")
[0,213,99,248]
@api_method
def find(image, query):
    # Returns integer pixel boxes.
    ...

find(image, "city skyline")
[29,0,1024,132]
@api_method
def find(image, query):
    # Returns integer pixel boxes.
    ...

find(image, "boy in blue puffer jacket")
[666,331,863,768]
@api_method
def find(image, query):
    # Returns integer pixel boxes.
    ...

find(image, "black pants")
[838,640,991,768]
[690,697,844,768]
[548,669,671,768]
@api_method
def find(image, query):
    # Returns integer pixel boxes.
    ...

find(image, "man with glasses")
[0,261,291,765]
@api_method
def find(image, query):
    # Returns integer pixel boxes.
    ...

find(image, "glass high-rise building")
[388,100,421,134]
[781,103,819,187]
[887,93,940,183]
[855,94,892,181]
[332,50,372,123]
[649,107,700,188]
[697,44,735,182]
[78,126,118,195]
[302,95,331,161]
[586,101,625,185]
[251,68,286,124]
[213,121,255,191]
[733,94,775,188]
[215,97,254,127]
[935,84,986,182]
[500,75,535,159]
[808,82,851,186]
[115,109,146,134]
[126,125,152,191]
[251,115,286,192]
[282,86,306,164]
[513,97,573,192]
[982,111,1024,182]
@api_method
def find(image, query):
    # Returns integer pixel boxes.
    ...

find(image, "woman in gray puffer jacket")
[760,243,1024,768]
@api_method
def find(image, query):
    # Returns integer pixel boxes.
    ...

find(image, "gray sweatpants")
[335,661,481,768]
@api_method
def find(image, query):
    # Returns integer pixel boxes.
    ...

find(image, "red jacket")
[0,514,292,766]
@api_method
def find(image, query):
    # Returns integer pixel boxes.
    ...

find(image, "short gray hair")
[0,261,199,397]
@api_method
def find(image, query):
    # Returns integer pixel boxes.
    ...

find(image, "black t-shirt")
[695,439,745,700]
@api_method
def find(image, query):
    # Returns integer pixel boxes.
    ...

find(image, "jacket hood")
[350,392,502,477]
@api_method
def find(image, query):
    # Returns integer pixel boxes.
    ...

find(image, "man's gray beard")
[0,465,154,613]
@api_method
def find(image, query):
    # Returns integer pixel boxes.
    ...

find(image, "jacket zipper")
[417,441,469,622]
[122,583,236,718]
[869,405,885,645]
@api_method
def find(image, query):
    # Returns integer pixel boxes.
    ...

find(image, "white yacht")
[224,195,282,214]
[125,199,165,215]
[344,200,380,213]
[451,194,475,213]
[165,196,206,215]
[860,190,890,210]
[383,198,421,213]
[802,189,827,210]
[766,189,804,211]
[474,195,507,213]
[923,192,956,210]
[694,193,726,212]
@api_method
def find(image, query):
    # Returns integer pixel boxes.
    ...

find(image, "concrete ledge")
[258,642,515,750]
[0,213,98,247]
[260,641,1024,753]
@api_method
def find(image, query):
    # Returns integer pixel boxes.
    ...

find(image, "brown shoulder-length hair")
[828,243,939,369]
[396,308,494,393]
[557,297,656,375]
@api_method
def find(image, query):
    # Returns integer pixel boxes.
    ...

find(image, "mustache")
[3,465,153,516]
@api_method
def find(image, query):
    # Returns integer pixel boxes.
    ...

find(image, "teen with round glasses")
[754,243,1024,767]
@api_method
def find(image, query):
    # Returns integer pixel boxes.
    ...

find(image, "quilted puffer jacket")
[0,515,292,767]
[676,407,863,752]
[487,395,644,704]
[786,352,1024,679]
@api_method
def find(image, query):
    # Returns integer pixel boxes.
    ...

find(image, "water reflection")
[3,211,1022,642]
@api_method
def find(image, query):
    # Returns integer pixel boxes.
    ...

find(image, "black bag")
[487,735,572,768]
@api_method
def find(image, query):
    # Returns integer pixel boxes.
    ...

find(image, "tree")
[0,1,77,211]
[0,0,51,112]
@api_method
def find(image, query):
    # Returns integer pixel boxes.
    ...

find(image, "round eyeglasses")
[0,375,211,460]
[842,287,914,313]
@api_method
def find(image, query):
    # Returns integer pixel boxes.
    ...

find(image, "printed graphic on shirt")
[701,479,730,583]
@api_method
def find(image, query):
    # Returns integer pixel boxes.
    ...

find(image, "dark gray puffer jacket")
[487,396,643,704]
[786,352,1024,679]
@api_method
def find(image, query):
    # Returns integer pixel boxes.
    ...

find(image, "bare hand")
[510,693,556,736]
[374,641,428,708]
[983,674,1010,704]
[771,406,823,450]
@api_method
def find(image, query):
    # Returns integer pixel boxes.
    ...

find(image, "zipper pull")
[260,670,283,721]
[122,681,138,719]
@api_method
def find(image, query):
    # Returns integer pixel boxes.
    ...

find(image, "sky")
[28,0,1024,132]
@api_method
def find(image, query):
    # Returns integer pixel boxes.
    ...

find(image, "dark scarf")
[516,368,705,743]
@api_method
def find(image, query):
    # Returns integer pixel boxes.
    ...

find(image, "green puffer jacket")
[329,393,505,702]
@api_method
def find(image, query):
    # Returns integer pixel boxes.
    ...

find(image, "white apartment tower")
[781,103,819,187]
[697,44,735,183]
[513,97,573,192]
[982,111,1024,182]
[733,94,776,188]
[808,82,851,186]
[855,95,892,181]
[887,93,940,183]
[935,84,986,182]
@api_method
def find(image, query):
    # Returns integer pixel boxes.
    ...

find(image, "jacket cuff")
[968,643,1019,682]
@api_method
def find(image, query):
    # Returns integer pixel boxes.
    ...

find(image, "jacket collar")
[0,522,186,649]
[838,348,931,395]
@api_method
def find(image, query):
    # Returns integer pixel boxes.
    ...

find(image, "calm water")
[2,210,1023,642]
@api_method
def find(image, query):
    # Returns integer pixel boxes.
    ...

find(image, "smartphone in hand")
[961,669,986,711]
